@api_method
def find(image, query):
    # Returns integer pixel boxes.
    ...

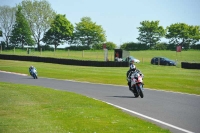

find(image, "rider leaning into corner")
[29,66,36,76]
[126,59,144,90]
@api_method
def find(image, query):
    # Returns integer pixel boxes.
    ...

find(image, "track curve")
[0,71,199,133]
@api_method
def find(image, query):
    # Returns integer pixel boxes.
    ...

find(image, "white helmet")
[130,64,136,71]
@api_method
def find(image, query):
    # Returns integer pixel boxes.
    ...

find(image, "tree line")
[0,0,200,51]
[121,21,200,50]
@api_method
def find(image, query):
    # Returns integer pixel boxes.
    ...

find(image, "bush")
[154,42,167,50]
[92,42,117,50]
[120,42,148,51]
[66,46,90,51]
[40,45,53,51]
[190,44,200,50]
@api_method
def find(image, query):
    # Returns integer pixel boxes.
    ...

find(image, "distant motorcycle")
[30,68,38,79]
[129,71,144,98]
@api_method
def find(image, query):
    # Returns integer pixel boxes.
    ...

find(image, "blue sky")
[1,0,200,47]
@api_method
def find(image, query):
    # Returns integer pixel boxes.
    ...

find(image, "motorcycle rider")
[126,59,144,90]
[126,60,136,90]
[29,66,36,76]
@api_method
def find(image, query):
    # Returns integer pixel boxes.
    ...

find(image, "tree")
[154,42,167,50]
[104,42,117,50]
[73,17,106,47]
[137,20,165,48]
[166,23,200,49]
[20,0,56,50]
[43,14,74,50]
[10,6,34,48]
[0,6,16,48]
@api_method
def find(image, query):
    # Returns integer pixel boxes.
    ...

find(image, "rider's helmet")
[30,66,34,69]
[130,64,136,71]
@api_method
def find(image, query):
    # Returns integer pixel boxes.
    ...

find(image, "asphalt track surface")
[0,71,200,133]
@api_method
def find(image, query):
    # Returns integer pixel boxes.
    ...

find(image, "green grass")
[0,59,200,95]
[0,82,170,133]
[0,49,107,61]
[0,50,199,132]
[1,49,200,63]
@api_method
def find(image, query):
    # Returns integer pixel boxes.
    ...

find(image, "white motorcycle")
[129,71,144,98]
[30,68,38,79]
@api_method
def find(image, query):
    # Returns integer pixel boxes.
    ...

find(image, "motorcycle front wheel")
[138,84,144,98]
[131,86,139,98]
[32,73,37,79]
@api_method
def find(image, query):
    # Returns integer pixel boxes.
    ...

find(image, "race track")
[0,71,199,133]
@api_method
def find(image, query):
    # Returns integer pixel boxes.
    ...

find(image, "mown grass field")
[0,50,199,132]
[0,49,200,95]
[0,82,170,133]
[1,49,200,63]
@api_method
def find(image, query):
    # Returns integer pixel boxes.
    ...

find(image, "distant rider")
[29,66,36,76]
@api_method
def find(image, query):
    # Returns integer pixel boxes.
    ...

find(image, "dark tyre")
[139,88,144,98]
[130,87,139,98]
[138,84,144,98]
[134,93,139,98]
[132,87,139,98]
[137,84,144,98]
[33,73,36,79]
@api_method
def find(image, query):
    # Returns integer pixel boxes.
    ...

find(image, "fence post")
[176,59,179,68]
[0,45,2,53]
[104,49,108,61]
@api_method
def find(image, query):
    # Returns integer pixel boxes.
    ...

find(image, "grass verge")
[0,59,200,95]
[0,82,170,133]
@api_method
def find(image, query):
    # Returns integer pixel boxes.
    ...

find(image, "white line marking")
[0,70,27,76]
[64,79,199,97]
[104,101,194,133]
[145,88,200,97]
[0,70,196,132]
[1,70,198,97]
[91,98,195,133]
